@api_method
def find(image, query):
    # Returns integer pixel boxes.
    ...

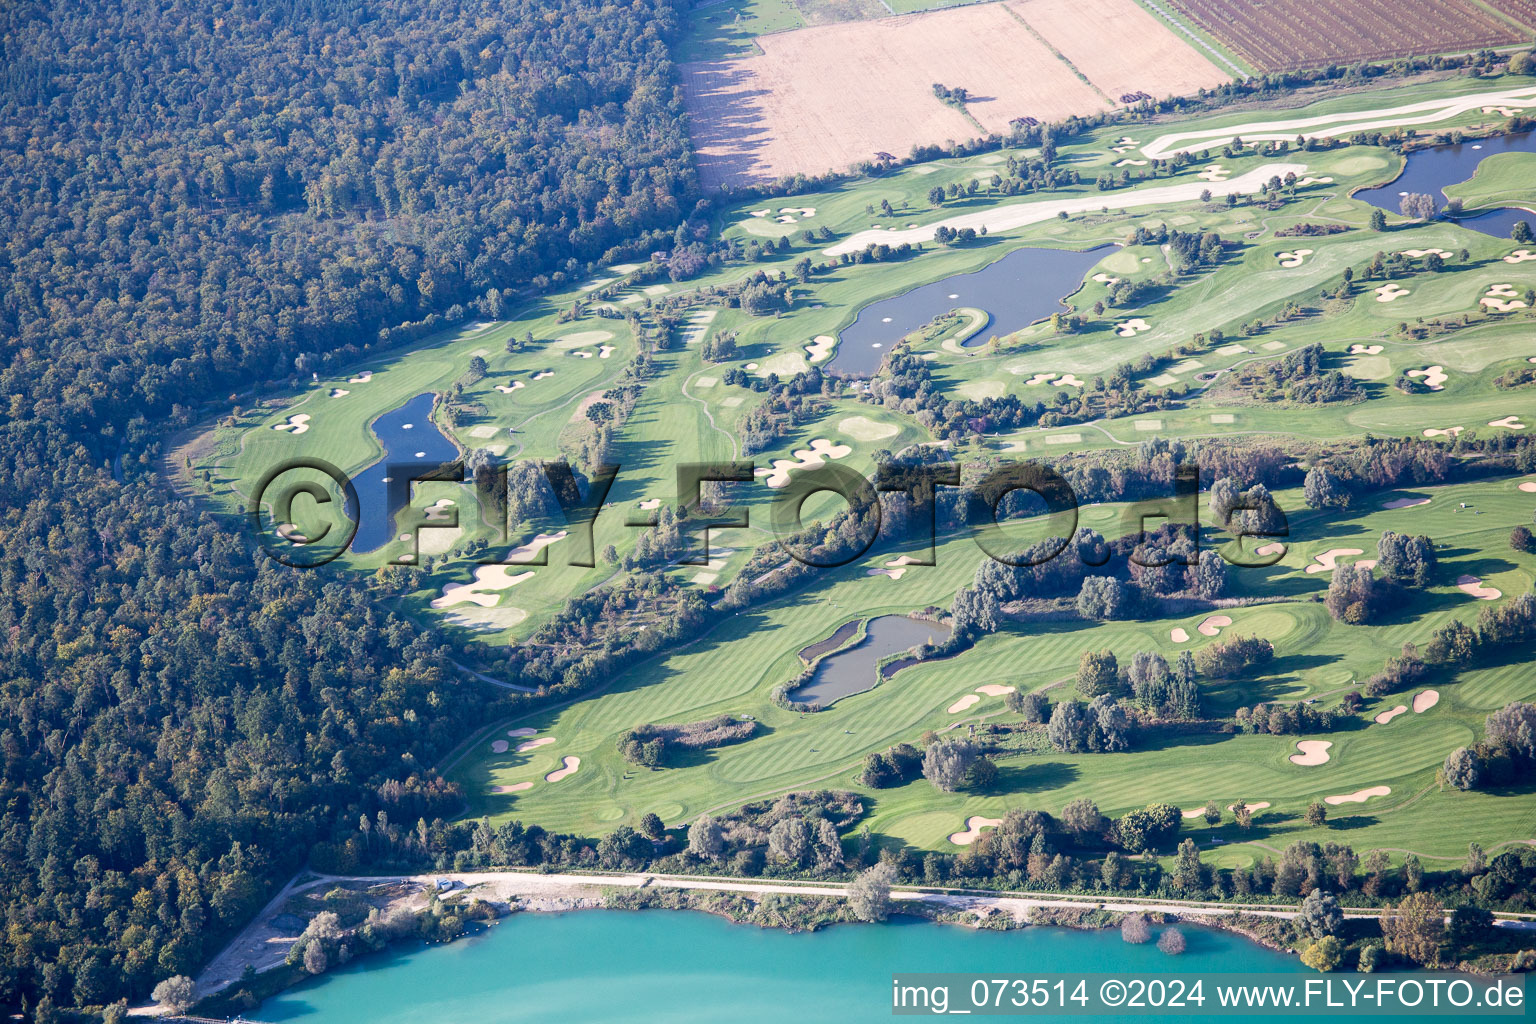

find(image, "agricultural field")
[681,0,1230,187]
[187,72,1536,875]
[1167,0,1533,73]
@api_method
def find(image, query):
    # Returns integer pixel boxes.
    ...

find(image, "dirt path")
[825,164,1307,256]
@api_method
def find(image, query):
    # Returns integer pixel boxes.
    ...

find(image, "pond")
[788,614,951,707]
[1353,130,1536,238]
[826,244,1113,375]
[349,392,462,553]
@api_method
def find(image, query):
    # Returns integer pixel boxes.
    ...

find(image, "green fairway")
[185,72,1536,871]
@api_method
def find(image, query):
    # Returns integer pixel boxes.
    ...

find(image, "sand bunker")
[1289,740,1332,766]
[517,737,556,753]
[1276,249,1313,267]
[637,498,661,510]
[1518,481,1536,492]
[1375,283,1410,303]
[1348,344,1383,355]
[505,530,568,563]
[838,415,899,441]
[1305,548,1365,574]
[1116,158,1148,167]
[491,740,509,754]
[508,728,538,737]
[433,566,536,609]
[424,498,456,522]
[545,756,580,782]
[1116,318,1151,337]
[1093,273,1121,285]
[1024,373,1055,386]
[495,381,526,394]
[805,336,836,363]
[976,684,1017,696]
[1400,248,1453,259]
[1325,786,1390,806]
[1505,249,1536,264]
[531,371,555,381]
[271,414,311,434]
[1489,415,1527,430]
[948,694,981,714]
[1181,808,1205,819]
[1052,374,1085,387]
[756,438,853,488]
[1422,427,1464,438]
[1382,497,1430,509]
[598,345,615,359]
[349,371,373,383]
[1456,574,1501,600]
[571,350,594,359]
[1374,704,1408,724]
[1197,164,1231,182]
[1481,283,1529,312]
[1412,689,1440,713]
[1197,614,1232,637]
[1170,627,1189,643]
[870,554,923,581]
[493,783,534,794]
[1255,542,1286,557]
[949,816,1004,846]
[329,388,350,398]
[1229,801,1271,812]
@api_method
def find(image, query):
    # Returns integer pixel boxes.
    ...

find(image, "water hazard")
[789,615,952,706]
[349,392,461,553]
[827,245,1112,375]
[1354,130,1536,238]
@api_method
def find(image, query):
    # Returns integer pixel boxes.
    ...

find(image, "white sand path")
[1139,86,1536,159]
[824,165,1306,256]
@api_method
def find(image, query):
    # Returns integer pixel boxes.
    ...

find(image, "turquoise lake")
[257,909,1342,1023]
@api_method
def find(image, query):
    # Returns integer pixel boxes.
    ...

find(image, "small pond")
[788,614,951,707]
[827,244,1112,375]
[350,392,461,553]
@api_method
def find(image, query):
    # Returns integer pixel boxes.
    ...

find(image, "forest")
[0,0,694,1013]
